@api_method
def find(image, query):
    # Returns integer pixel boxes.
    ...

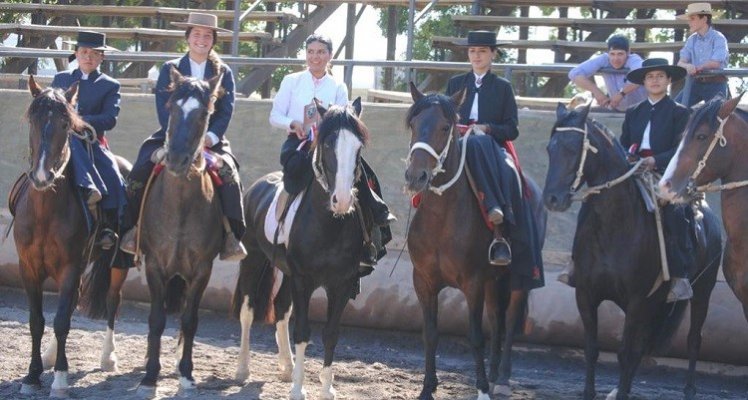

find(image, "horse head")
[312,97,367,216]
[25,75,86,191]
[404,82,464,194]
[659,94,744,202]
[164,66,223,177]
[543,102,627,211]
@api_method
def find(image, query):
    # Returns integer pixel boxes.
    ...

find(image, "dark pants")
[662,204,696,279]
[676,80,728,107]
[128,132,246,241]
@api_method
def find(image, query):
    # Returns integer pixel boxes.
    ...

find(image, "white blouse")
[269,70,349,132]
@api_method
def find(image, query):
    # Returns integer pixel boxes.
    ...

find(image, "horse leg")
[275,277,294,382]
[176,275,210,395]
[290,277,314,400]
[101,268,128,372]
[613,306,649,400]
[235,293,254,382]
[684,285,711,400]
[463,279,490,400]
[414,275,440,400]
[20,271,45,394]
[139,270,167,397]
[577,289,601,400]
[50,265,82,398]
[318,280,355,400]
[496,289,528,394]
[484,279,506,391]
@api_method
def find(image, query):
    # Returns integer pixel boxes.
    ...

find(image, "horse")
[135,67,225,397]
[12,75,129,398]
[659,95,748,324]
[233,98,368,399]
[404,84,547,400]
[543,103,723,400]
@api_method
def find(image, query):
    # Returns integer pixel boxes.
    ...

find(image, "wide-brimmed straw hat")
[626,58,687,85]
[676,3,721,20]
[171,12,231,33]
[452,30,509,47]
[64,31,119,62]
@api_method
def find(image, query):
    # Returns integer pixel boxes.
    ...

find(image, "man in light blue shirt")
[568,35,647,111]
[675,2,729,106]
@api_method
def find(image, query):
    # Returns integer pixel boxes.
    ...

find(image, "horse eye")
[696,134,707,141]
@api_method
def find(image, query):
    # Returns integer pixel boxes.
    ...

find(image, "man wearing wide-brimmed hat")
[51,30,134,269]
[622,58,695,302]
[675,2,729,106]
[445,30,545,291]
[122,12,247,261]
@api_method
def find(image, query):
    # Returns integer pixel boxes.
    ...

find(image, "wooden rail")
[452,15,748,30]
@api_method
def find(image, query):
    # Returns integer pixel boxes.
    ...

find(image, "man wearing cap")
[676,2,729,106]
[121,12,246,261]
[445,30,544,291]
[568,34,647,111]
[51,30,132,268]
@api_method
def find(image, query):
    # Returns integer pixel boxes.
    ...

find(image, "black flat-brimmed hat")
[64,31,119,61]
[171,12,231,33]
[626,58,687,85]
[453,30,509,47]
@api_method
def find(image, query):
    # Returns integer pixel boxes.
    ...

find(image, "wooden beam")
[453,15,748,30]
[432,36,748,52]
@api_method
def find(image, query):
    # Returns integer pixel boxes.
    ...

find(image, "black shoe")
[372,204,396,227]
[489,238,512,266]
[557,263,576,287]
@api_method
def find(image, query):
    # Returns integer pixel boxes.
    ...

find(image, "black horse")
[234,98,367,399]
[543,103,723,400]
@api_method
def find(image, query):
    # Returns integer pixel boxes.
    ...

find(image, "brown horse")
[135,67,225,397]
[404,85,546,399]
[660,95,748,323]
[13,76,129,398]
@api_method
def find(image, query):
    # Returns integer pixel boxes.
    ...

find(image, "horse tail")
[648,300,688,355]
[232,257,276,324]
[165,276,187,314]
[78,256,112,319]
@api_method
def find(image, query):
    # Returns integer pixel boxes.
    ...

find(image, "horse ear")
[577,101,592,124]
[170,65,185,85]
[718,93,743,120]
[556,102,568,120]
[64,81,79,106]
[409,81,424,102]
[28,75,42,97]
[451,87,466,107]
[351,96,362,117]
[314,97,328,116]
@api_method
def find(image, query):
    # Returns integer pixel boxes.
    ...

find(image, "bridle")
[28,111,78,185]
[683,114,748,193]
[311,129,363,195]
[407,122,467,196]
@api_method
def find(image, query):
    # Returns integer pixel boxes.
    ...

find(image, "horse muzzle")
[405,165,432,194]
[543,191,572,212]
[330,190,355,216]
[657,177,690,204]
[27,169,55,191]
[165,152,193,177]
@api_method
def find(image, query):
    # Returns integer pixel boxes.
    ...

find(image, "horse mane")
[686,97,724,139]
[314,104,370,147]
[25,88,86,133]
[405,93,459,128]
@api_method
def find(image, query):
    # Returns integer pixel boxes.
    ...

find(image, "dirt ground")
[0,287,745,400]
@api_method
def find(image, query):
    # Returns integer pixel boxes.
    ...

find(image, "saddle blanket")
[264,180,304,245]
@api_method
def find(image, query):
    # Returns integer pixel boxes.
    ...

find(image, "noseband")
[407,124,467,195]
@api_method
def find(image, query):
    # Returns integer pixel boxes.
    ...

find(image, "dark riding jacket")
[620,95,690,172]
[52,69,120,138]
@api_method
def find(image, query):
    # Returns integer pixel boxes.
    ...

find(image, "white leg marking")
[276,307,294,382]
[331,129,362,214]
[606,388,619,400]
[476,390,491,400]
[289,342,308,400]
[235,295,254,382]
[179,376,197,390]
[49,371,69,398]
[319,366,336,400]
[100,327,118,372]
[42,336,58,370]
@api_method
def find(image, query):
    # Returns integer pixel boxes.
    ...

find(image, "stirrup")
[220,233,247,261]
[488,238,512,266]
[96,228,118,251]
[666,278,693,303]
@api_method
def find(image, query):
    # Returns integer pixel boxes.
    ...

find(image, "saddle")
[264,177,304,246]
[8,174,29,217]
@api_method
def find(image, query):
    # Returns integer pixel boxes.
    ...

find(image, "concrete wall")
[1,89,745,365]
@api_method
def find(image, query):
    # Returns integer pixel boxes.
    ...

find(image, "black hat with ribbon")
[626,58,687,85]
[65,31,119,62]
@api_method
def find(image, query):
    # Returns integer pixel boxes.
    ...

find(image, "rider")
[51,30,132,268]
[120,12,246,261]
[445,31,544,287]
[623,58,695,302]
[269,33,394,273]
[675,2,729,107]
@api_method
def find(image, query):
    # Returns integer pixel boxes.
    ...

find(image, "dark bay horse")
[543,103,723,400]
[233,98,367,399]
[135,67,225,397]
[660,96,748,323]
[404,85,547,399]
[13,76,129,398]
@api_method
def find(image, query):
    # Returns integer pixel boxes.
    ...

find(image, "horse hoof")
[136,385,157,399]
[606,388,618,400]
[476,390,491,400]
[279,369,293,383]
[289,387,307,400]
[177,386,197,398]
[493,384,511,396]
[417,391,434,400]
[101,358,119,372]
[49,387,69,398]
[20,383,42,395]
[320,387,336,400]
[235,368,250,382]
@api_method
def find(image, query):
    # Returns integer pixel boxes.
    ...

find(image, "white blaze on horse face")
[659,139,686,201]
[176,97,201,121]
[331,129,362,214]
[34,153,47,184]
